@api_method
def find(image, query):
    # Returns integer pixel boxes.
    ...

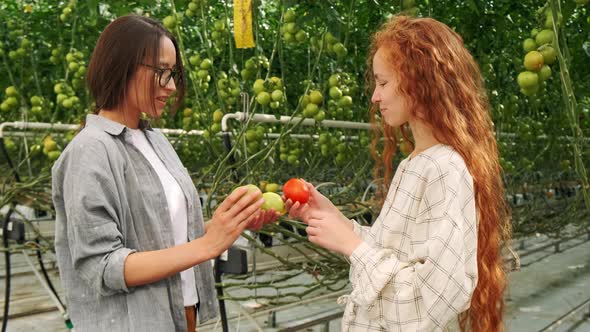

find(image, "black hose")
[0,136,66,328]
[35,238,64,308]
[2,210,13,332]
[218,132,236,332]
[214,257,229,332]
[0,137,21,182]
[222,132,237,166]
[1,136,16,332]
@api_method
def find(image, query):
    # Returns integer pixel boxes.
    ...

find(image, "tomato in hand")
[262,192,286,215]
[283,178,310,204]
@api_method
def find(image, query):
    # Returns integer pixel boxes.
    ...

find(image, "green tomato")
[332,43,347,58]
[256,92,271,106]
[189,55,201,66]
[283,32,295,43]
[535,29,554,46]
[245,129,258,142]
[284,22,297,34]
[233,184,261,197]
[517,71,539,89]
[183,107,193,117]
[271,90,284,102]
[47,150,61,162]
[329,87,343,99]
[538,65,551,81]
[210,123,221,133]
[68,61,79,72]
[214,19,225,31]
[314,110,326,122]
[522,38,537,53]
[261,192,285,214]
[5,97,18,108]
[213,109,224,122]
[324,32,337,44]
[54,83,64,94]
[31,106,43,115]
[304,103,319,117]
[309,90,323,105]
[163,15,177,30]
[328,74,341,87]
[253,79,265,94]
[5,86,18,97]
[338,95,353,107]
[269,77,283,90]
[284,9,296,23]
[62,98,73,109]
[245,59,257,70]
[539,46,557,65]
[200,58,213,69]
[295,30,307,42]
[265,183,280,193]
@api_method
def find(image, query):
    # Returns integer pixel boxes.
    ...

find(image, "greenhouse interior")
[1,0,589,331]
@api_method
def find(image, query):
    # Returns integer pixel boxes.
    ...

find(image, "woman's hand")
[284,180,347,225]
[204,187,265,256]
[284,180,361,256]
[305,217,362,256]
[246,209,280,231]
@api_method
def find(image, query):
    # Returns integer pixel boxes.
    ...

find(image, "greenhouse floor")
[1,234,589,331]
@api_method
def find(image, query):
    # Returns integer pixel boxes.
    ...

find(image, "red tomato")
[283,178,310,204]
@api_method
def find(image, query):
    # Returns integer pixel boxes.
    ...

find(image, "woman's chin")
[384,117,404,127]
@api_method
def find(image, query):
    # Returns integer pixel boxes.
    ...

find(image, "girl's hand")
[205,187,265,256]
[305,217,362,256]
[284,180,348,227]
[246,209,280,231]
[284,180,360,256]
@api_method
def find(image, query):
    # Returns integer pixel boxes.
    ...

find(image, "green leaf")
[466,0,480,15]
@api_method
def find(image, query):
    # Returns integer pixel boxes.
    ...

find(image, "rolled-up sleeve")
[61,139,136,296]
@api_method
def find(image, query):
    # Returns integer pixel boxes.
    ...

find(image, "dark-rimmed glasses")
[141,64,182,88]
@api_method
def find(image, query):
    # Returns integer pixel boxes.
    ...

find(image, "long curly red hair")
[367,16,512,332]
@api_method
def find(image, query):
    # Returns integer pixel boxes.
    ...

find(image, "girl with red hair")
[286,15,511,331]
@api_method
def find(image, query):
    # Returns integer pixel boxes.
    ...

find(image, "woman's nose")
[371,89,380,103]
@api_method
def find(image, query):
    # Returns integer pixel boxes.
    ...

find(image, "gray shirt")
[52,114,219,332]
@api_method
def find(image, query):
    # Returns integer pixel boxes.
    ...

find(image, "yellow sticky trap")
[234,0,255,49]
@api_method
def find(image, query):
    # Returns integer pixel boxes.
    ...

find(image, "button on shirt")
[51,115,219,332]
[341,144,478,331]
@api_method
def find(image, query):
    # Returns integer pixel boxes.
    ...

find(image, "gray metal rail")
[538,297,590,331]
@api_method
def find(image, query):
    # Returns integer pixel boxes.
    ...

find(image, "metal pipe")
[222,112,373,131]
[538,297,590,331]
[221,112,246,132]
[517,231,589,259]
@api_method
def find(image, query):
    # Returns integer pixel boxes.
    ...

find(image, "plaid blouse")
[342,144,478,331]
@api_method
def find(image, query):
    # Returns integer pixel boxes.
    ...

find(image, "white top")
[341,144,478,331]
[128,128,199,307]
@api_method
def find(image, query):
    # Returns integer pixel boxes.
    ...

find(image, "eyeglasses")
[141,64,182,88]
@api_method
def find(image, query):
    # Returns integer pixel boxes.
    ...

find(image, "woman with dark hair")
[51,15,278,332]
[287,15,512,331]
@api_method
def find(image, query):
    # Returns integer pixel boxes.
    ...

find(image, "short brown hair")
[86,14,185,115]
